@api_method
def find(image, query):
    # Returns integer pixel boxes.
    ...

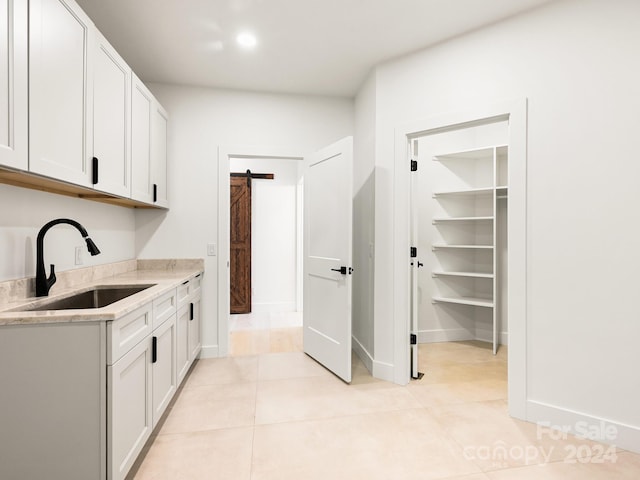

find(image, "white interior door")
[303,136,353,383]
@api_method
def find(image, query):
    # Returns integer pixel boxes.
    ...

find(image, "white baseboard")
[352,336,373,372]
[351,335,395,383]
[198,345,220,359]
[527,400,640,454]
[418,328,509,345]
[475,326,493,344]
[418,328,474,343]
[372,359,395,383]
[252,302,297,314]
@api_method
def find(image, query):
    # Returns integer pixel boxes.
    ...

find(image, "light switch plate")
[207,243,217,256]
[75,246,83,265]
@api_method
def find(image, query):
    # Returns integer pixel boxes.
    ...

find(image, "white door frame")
[217,145,304,357]
[393,99,528,419]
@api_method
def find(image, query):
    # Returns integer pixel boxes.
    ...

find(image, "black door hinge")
[410,247,417,258]
[410,334,417,345]
[410,159,417,171]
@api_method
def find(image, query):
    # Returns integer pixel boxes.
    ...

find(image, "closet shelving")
[430,144,508,353]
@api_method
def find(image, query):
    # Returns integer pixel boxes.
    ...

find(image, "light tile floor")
[228,311,303,356]
[128,330,640,479]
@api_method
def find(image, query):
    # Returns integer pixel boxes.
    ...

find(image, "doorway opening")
[410,119,509,398]
[218,138,370,384]
[228,156,304,356]
[217,146,305,359]
[394,99,527,416]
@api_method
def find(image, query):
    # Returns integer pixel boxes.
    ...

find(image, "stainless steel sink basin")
[20,285,156,311]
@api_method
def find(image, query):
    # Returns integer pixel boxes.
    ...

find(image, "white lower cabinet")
[177,274,203,385]
[0,322,106,480]
[108,336,153,480]
[0,273,202,480]
[189,295,202,359]
[152,314,177,427]
[108,289,177,480]
[176,302,191,385]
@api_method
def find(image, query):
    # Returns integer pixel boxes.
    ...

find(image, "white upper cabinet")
[131,75,169,208]
[0,0,27,170]
[93,31,131,197]
[130,74,154,204]
[151,103,169,207]
[29,0,94,186]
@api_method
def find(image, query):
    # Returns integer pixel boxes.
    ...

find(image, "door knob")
[331,266,353,275]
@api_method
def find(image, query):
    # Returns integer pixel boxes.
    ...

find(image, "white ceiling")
[75,0,555,97]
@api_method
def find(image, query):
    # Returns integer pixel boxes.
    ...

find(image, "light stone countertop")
[0,262,204,326]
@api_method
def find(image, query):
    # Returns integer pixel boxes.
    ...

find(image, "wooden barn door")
[230,176,251,314]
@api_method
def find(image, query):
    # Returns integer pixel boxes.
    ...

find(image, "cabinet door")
[151,103,169,207]
[130,74,153,203]
[176,303,191,385]
[0,0,27,170]
[29,0,94,186]
[93,31,130,197]
[0,322,106,480]
[152,314,176,427]
[108,336,152,480]
[188,295,202,360]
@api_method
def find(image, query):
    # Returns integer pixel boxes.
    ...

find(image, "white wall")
[365,0,640,449]
[0,184,135,284]
[136,84,353,357]
[352,73,377,367]
[229,157,301,313]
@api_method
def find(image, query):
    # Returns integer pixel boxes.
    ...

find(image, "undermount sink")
[19,285,156,311]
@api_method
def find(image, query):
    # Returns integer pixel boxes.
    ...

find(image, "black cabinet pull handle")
[92,157,99,185]
[190,302,194,320]
[152,336,157,363]
[153,184,158,202]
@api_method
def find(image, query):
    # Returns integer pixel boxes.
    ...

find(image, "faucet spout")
[35,218,101,297]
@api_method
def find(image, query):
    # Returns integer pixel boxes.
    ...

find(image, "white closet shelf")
[433,144,507,162]
[432,271,494,279]
[433,296,494,308]
[496,185,508,199]
[433,187,494,197]
[432,216,494,223]
[432,244,494,250]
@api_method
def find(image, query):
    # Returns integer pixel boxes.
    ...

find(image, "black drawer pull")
[152,336,157,363]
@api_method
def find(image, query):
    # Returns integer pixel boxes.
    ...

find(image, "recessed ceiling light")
[236,32,257,49]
